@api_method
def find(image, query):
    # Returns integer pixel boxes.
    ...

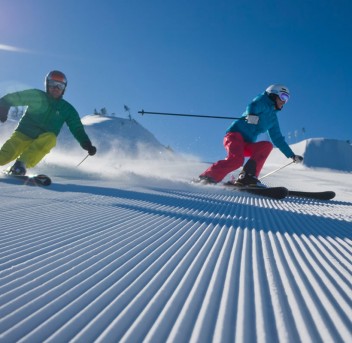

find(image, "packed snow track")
[0,178,351,343]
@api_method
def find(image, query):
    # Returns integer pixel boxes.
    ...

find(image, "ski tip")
[34,174,52,186]
[322,191,336,200]
[288,190,336,200]
[323,191,336,200]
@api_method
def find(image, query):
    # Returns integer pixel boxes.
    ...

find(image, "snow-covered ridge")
[59,114,174,160]
[267,137,352,172]
[302,138,352,171]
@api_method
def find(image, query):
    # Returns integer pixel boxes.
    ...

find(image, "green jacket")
[0,89,91,147]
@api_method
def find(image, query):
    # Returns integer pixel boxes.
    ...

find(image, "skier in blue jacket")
[198,84,303,186]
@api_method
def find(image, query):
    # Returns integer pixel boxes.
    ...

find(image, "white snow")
[0,115,351,342]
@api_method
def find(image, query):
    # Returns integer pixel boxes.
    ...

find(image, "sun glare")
[0,43,30,53]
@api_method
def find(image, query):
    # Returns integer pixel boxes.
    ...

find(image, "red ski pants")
[200,132,273,182]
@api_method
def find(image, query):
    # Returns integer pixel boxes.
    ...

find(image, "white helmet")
[266,84,290,102]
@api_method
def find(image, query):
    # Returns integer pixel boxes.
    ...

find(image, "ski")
[222,184,335,200]
[192,179,336,201]
[1,172,52,186]
[223,183,288,199]
[192,179,288,199]
[287,190,335,200]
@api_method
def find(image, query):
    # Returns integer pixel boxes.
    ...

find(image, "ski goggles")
[279,92,289,103]
[47,80,66,91]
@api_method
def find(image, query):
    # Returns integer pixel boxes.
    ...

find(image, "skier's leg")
[243,141,273,176]
[199,132,245,182]
[0,131,32,166]
[18,132,57,168]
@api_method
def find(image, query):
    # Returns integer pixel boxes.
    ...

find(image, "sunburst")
[0,43,30,53]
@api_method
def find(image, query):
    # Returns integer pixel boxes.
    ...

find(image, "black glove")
[0,106,9,123]
[81,141,97,156]
[292,155,303,163]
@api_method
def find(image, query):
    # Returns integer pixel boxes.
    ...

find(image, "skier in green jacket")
[0,70,96,175]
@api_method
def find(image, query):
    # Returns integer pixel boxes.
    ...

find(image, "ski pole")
[259,161,295,180]
[138,109,242,120]
[77,154,90,167]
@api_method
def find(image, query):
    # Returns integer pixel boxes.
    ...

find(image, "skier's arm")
[81,141,97,155]
[244,98,266,125]
[0,89,43,122]
[268,120,294,158]
[64,105,97,155]
[269,125,303,163]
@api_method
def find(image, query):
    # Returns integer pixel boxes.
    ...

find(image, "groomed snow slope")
[0,162,351,343]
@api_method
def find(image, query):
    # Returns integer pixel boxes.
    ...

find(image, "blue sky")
[0,0,351,161]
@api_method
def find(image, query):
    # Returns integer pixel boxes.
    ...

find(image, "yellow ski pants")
[0,131,56,168]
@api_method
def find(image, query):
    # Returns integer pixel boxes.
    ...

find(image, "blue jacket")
[226,92,294,158]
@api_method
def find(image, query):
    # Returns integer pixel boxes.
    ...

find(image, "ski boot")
[8,160,27,176]
[231,171,266,188]
[197,175,217,185]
